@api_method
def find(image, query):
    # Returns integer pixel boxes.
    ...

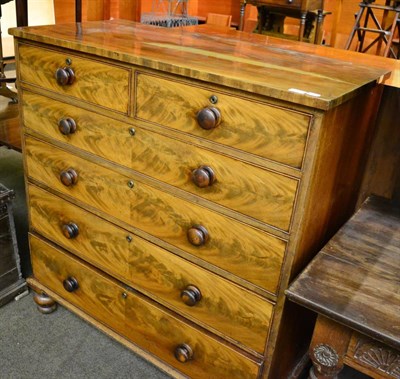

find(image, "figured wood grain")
[135,72,311,169]
[30,234,262,379]
[29,234,126,334]
[124,292,261,379]
[287,196,400,351]
[22,90,298,230]
[9,20,390,110]
[28,184,274,353]
[24,136,286,293]
[18,43,130,114]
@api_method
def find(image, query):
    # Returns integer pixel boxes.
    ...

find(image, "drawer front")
[135,72,311,169]
[29,185,273,353]
[18,44,130,113]
[23,91,297,230]
[25,137,286,293]
[30,235,262,379]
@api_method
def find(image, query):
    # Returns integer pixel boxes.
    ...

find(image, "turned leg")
[33,291,57,314]
[308,315,352,378]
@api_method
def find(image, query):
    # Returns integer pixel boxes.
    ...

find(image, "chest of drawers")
[10,20,388,378]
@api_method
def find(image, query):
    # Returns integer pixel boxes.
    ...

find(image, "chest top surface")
[10,19,389,110]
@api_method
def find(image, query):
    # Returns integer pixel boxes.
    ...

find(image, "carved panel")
[353,339,400,378]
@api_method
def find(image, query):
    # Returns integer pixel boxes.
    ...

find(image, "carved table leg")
[33,291,57,314]
[309,315,352,378]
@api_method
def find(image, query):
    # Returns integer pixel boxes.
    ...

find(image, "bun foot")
[33,292,57,314]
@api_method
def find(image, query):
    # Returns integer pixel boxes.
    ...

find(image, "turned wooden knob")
[62,222,79,239]
[192,166,215,188]
[60,168,78,187]
[196,107,221,130]
[187,225,209,246]
[63,277,79,292]
[55,67,75,86]
[174,343,193,363]
[181,285,202,306]
[58,118,77,135]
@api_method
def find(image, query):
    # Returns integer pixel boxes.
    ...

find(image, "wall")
[1,0,55,56]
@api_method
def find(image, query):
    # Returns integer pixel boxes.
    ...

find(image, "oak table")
[286,196,400,378]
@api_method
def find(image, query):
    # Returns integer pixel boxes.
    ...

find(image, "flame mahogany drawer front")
[18,44,130,114]
[135,72,312,169]
[24,136,286,294]
[29,235,262,379]
[28,184,274,353]
[22,91,298,231]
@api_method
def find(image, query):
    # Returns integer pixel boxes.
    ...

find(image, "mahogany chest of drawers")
[10,20,388,378]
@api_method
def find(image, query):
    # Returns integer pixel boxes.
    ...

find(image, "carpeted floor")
[0,146,170,379]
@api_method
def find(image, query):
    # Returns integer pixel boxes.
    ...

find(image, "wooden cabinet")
[10,20,388,378]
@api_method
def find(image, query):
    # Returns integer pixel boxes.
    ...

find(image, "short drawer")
[30,235,262,379]
[22,91,297,230]
[18,44,130,113]
[135,72,311,169]
[29,184,274,353]
[25,136,286,294]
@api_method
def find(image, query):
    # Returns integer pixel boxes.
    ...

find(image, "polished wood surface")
[22,90,299,231]
[24,136,287,294]
[135,71,311,168]
[18,44,130,113]
[183,24,400,88]
[10,20,389,110]
[30,234,262,379]
[28,184,274,353]
[287,196,400,349]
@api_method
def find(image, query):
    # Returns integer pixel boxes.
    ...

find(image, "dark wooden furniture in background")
[286,196,400,378]
[239,0,325,43]
[0,183,27,306]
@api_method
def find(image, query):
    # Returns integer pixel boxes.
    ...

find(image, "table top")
[9,19,390,110]
[286,196,400,350]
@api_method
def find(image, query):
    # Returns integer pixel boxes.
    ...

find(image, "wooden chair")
[206,13,232,27]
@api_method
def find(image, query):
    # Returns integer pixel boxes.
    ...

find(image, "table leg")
[15,0,28,27]
[299,11,307,42]
[239,2,246,31]
[309,315,352,378]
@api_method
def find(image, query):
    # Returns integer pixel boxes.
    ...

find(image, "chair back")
[206,13,232,27]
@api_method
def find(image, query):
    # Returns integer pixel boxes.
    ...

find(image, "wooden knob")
[62,223,79,239]
[174,344,193,363]
[60,168,78,187]
[181,285,202,306]
[196,107,221,130]
[187,225,209,246]
[58,118,77,135]
[55,67,75,86]
[192,166,215,188]
[63,277,79,292]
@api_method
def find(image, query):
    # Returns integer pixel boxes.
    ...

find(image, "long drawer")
[28,184,274,353]
[25,136,286,293]
[22,91,298,231]
[18,44,130,114]
[135,72,312,169]
[30,234,262,379]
